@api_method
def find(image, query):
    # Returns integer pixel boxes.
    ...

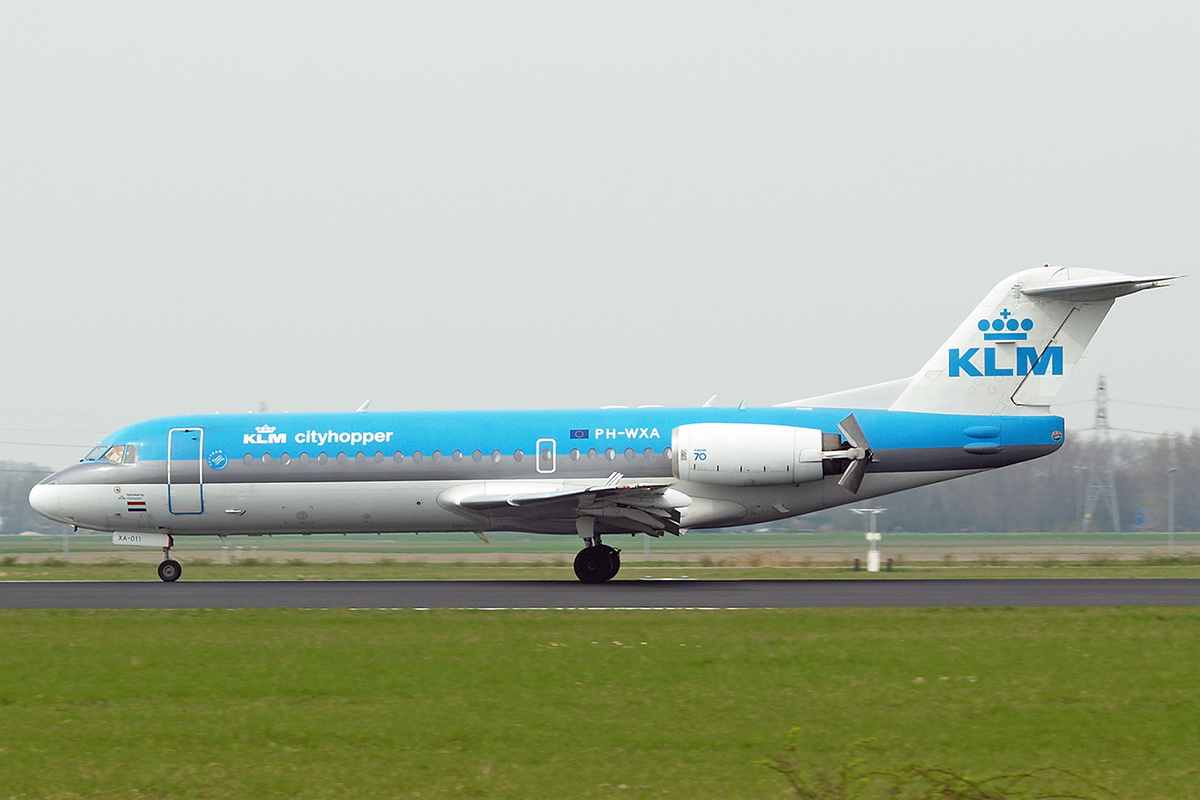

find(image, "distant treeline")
[0,461,60,535]
[801,432,1200,533]
[4,433,1198,535]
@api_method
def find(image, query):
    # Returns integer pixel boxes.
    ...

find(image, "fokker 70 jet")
[30,266,1175,582]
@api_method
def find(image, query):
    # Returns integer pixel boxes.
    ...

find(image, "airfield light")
[850,508,886,573]
[1168,467,1178,557]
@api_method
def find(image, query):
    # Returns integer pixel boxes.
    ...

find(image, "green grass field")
[4,530,1200,582]
[2,607,1198,799]
[6,530,1199,558]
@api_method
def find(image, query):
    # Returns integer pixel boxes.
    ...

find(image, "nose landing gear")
[158,536,181,582]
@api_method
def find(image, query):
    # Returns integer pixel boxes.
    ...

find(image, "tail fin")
[889,267,1177,415]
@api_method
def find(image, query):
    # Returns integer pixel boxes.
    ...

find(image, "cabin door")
[167,427,205,514]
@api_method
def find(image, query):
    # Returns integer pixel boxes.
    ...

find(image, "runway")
[1,578,1197,609]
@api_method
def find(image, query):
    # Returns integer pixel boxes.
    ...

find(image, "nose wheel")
[158,538,181,582]
[157,559,182,582]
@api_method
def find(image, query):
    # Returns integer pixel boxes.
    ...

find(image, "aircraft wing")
[445,474,692,537]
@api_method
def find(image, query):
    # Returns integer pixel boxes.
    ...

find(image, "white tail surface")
[887,267,1176,415]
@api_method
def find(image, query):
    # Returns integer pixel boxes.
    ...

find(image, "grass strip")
[3,558,1200,581]
[1,607,1198,798]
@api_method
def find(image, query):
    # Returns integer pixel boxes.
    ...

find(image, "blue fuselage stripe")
[83,407,1064,467]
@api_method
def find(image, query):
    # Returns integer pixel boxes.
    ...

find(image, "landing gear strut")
[574,518,620,583]
[158,536,181,582]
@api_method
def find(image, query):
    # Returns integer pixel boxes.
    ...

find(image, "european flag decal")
[570,429,589,439]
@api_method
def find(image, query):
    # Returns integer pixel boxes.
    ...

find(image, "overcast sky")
[2,2,1197,471]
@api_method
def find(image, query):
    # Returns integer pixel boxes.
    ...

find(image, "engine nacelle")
[671,423,830,487]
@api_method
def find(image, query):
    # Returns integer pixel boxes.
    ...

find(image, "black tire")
[158,559,182,582]
[573,545,620,583]
[574,546,613,583]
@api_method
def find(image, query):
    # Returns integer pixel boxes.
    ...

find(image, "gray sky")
[3,2,1198,471]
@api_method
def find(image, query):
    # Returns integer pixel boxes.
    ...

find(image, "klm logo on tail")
[949,310,1064,377]
[949,347,1063,377]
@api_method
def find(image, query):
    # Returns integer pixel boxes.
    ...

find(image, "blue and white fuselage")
[30,406,1063,535]
[29,266,1176,582]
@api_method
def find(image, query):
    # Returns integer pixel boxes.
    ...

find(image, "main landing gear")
[574,544,621,583]
[158,536,181,582]
[573,517,620,583]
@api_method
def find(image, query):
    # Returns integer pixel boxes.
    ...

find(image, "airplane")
[29,266,1176,583]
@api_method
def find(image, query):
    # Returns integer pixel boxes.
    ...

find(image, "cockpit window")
[82,444,139,463]
[99,445,125,464]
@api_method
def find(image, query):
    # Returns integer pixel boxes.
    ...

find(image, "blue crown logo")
[976,308,1034,341]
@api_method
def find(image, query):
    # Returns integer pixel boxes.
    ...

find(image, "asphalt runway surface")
[1,578,1197,609]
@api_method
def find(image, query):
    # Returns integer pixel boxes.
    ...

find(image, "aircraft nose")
[29,480,64,522]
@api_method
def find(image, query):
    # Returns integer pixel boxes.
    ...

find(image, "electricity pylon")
[1082,375,1121,532]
